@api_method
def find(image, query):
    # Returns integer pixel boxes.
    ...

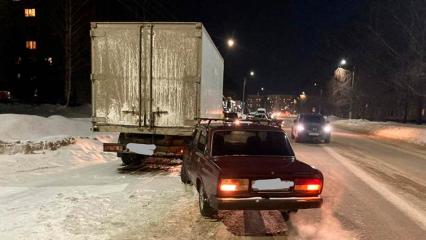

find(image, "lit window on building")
[24,8,36,17]
[45,57,53,65]
[26,41,37,49]
[15,56,22,65]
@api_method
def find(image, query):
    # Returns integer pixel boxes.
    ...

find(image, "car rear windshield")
[302,115,325,123]
[212,130,294,156]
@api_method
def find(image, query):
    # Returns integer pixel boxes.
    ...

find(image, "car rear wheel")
[198,184,217,218]
[280,210,297,222]
[180,163,191,184]
[324,136,331,144]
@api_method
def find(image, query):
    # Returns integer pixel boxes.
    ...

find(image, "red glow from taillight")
[294,178,322,192]
[220,184,237,192]
[219,179,249,192]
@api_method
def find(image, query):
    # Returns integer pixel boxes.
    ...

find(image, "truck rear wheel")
[198,185,217,218]
[121,153,142,165]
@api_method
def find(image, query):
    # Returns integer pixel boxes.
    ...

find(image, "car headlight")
[296,124,305,132]
[323,124,332,132]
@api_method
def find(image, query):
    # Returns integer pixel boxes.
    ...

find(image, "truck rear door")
[91,23,143,126]
[145,24,200,128]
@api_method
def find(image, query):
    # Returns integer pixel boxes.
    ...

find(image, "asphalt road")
[0,128,425,239]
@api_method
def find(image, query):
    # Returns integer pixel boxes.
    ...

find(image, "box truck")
[90,22,224,164]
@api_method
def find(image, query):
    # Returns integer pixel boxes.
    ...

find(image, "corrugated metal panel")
[92,23,142,126]
[200,27,224,118]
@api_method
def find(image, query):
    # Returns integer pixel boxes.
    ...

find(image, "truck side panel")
[200,27,224,118]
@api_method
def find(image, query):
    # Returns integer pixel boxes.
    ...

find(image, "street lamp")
[250,71,254,76]
[337,58,355,119]
[227,38,235,48]
[299,91,307,100]
[299,91,307,113]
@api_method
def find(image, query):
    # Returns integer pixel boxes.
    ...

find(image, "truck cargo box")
[91,22,223,136]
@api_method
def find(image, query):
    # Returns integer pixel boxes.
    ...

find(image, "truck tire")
[198,185,217,218]
[280,211,290,222]
[121,154,142,166]
[180,163,191,184]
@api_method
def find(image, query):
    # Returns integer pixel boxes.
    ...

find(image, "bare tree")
[46,0,91,106]
[328,68,353,117]
[368,0,426,124]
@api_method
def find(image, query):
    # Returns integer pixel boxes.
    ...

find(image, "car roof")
[300,113,324,117]
[199,122,283,132]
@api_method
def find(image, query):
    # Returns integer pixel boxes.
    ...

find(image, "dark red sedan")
[181,120,323,220]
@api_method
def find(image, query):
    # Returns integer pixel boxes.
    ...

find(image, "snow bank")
[0,114,92,143]
[0,114,94,154]
[332,119,426,146]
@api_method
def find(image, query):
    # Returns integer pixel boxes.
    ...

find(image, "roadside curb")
[0,137,76,155]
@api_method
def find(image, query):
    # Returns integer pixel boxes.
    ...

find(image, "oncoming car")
[180,119,323,220]
[291,113,331,143]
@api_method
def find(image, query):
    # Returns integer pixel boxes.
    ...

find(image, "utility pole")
[242,77,247,113]
[349,66,355,119]
[242,71,254,114]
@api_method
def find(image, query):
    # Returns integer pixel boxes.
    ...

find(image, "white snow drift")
[332,119,426,146]
[0,114,92,143]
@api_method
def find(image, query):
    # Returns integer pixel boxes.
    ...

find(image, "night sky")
[168,0,367,97]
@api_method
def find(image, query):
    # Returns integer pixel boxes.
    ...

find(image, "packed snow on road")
[0,112,425,239]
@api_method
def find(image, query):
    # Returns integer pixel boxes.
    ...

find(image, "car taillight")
[219,179,249,192]
[294,178,322,193]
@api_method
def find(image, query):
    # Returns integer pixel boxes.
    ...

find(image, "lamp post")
[299,91,307,113]
[339,59,355,119]
[242,70,255,114]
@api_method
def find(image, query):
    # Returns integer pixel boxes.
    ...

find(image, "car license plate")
[309,132,320,136]
[252,178,294,191]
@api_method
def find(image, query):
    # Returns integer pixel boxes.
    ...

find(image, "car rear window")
[212,130,294,156]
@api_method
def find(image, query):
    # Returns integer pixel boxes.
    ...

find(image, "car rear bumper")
[211,196,323,210]
[298,132,330,140]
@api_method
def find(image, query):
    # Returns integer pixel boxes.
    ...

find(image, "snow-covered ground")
[332,119,426,147]
[0,107,424,239]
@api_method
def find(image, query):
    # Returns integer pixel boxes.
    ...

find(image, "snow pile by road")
[332,119,426,146]
[0,114,93,154]
[0,114,92,142]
